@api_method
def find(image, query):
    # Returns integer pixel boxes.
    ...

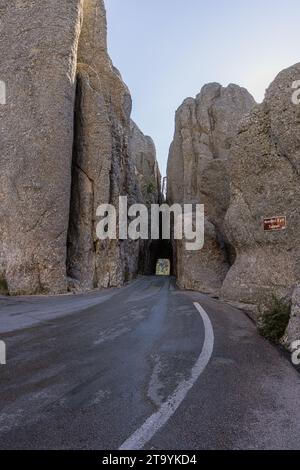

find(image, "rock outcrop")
[0,0,160,295]
[129,121,161,275]
[221,63,300,338]
[129,120,161,206]
[167,83,255,293]
[0,0,83,295]
[67,0,138,291]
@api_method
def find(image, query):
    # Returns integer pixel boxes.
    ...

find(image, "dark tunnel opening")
[138,179,174,277]
[148,239,174,276]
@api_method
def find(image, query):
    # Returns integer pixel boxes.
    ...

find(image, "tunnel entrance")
[138,177,174,277]
[148,239,173,276]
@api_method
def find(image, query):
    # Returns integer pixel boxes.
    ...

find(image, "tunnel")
[147,239,174,276]
[138,239,174,276]
[138,179,174,277]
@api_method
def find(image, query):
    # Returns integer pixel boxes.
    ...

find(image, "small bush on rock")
[258,296,291,343]
[146,179,156,195]
[0,278,8,295]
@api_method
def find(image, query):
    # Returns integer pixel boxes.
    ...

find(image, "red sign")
[264,216,286,231]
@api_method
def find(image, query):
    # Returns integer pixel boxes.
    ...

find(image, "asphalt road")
[0,276,299,450]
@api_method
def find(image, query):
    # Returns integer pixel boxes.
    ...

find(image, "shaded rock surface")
[167,83,255,293]
[176,220,229,294]
[67,0,138,291]
[129,121,161,275]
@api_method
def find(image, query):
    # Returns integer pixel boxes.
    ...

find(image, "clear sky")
[105,0,300,176]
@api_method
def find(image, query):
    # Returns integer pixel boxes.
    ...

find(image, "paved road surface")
[0,276,299,450]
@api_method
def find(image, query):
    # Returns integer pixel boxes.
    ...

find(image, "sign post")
[264,216,286,232]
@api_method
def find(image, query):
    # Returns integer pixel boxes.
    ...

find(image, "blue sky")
[106,0,300,176]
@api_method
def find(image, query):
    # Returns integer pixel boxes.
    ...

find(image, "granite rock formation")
[0,0,83,295]
[167,83,255,293]
[129,121,161,275]
[129,120,161,206]
[67,0,138,291]
[221,63,300,344]
[0,0,160,295]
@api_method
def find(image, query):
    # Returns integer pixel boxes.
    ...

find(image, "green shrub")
[146,179,156,195]
[258,296,291,343]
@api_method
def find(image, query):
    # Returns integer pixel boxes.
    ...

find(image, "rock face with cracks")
[129,120,161,207]
[0,0,160,295]
[129,121,162,275]
[67,0,138,291]
[167,83,255,294]
[0,0,84,295]
[221,63,300,346]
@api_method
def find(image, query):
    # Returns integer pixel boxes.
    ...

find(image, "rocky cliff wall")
[167,83,255,294]
[129,120,161,275]
[221,63,300,339]
[0,0,160,295]
[0,0,84,295]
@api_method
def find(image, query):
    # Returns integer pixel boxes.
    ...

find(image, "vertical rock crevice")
[66,0,161,292]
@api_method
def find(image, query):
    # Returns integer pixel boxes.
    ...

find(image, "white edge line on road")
[119,302,214,450]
